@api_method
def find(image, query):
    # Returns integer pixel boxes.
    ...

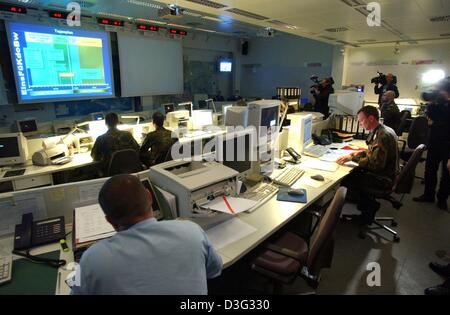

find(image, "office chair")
[107,149,145,176]
[395,110,412,136]
[162,138,179,163]
[343,144,426,242]
[251,187,347,293]
[399,116,428,162]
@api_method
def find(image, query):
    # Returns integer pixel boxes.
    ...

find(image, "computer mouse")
[287,189,305,196]
[311,174,325,181]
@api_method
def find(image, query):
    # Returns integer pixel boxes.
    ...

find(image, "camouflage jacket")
[91,128,140,170]
[140,127,174,166]
[352,124,399,180]
[380,101,401,131]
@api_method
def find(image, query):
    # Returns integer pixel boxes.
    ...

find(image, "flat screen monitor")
[6,21,114,103]
[0,133,28,166]
[217,130,254,175]
[163,103,175,114]
[192,110,213,129]
[17,119,38,133]
[178,102,193,116]
[219,60,232,73]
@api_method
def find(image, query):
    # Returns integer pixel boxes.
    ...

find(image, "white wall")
[240,34,335,100]
[344,42,450,103]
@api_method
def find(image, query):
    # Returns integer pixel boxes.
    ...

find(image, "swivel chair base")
[341,214,400,242]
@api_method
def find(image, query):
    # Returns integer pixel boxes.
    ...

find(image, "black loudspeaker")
[241,41,248,55]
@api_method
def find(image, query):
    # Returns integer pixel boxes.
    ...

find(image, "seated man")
[337,106,399,236]
[91,112,140,172]
[140,112,174,167]
[71,174,223,295]
[380,90,401,131]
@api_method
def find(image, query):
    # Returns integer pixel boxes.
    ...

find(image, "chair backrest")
[307,187,347,274]
[107,149,144,176]
[163,138,179,163]
[407,116,428,149]
[394,144,426,194]
[396,110,411,136]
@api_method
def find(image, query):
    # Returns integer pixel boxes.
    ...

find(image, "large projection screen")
[117,33,183,97]
[6,21,114,104]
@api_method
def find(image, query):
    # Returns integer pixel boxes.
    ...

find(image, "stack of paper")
[74,204,116,247]
[202,197,258,215]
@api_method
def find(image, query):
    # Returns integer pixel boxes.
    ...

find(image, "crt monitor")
[192,110,213,129]
[216,130,254,175]
[178,102,193,116]
[297,114,313,153]
[5,21,114,104]
[163,103,175,114]
[0,133,29,166]
[17,119,38,133]
[205,99,217,113]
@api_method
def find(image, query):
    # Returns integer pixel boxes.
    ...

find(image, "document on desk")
[319,149,353,162]
[302,160,339,172]
[0,192,47,236]
[206,218,257,250]
[74,204,116,244]
[203,197,258,215]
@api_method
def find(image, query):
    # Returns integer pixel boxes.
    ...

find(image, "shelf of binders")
[276,87,301,100]
[333,115,369,141]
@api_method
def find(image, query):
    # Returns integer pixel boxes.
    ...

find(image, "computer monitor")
[140,178,161,214]
[328,91,364,115]
[216,129,255,175]
[178,102,193,116]
[247,100,279,140]
[205,99,217,113]
[224,106,248,127]
[17,119,38,134]
[0,133,29,166]
[89,112,105,121]
[192,110,213,130]
[163,103,175,114]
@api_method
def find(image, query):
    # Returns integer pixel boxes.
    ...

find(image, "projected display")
[219,61,232,72]
[6,22,114,103]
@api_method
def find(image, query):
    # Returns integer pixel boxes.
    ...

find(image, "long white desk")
[0,152,96,191]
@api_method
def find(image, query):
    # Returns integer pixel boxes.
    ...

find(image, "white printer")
[149,160,239,228]
[32,140,71,166]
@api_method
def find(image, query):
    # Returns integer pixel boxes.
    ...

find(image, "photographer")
[413,78,450,210]
[312,77,334,118]
[373,73,399,105]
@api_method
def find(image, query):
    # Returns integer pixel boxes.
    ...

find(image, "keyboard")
[3,169,26,178]
[241,183,279,212]
[271,167,305,187]
[303,145,329,158]
[0,254,12,285]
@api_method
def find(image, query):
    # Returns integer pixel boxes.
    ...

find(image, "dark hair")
[98,175,151,221]
[357,105,379,120]
[105,112,119,128]
[152,111,165,128]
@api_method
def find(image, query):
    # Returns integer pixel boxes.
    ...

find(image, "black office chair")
[250,187,347,293]
[162,138,179,163]
[395,110,412,136]
[399,116,428,162]
[344,144,427,242]
[107,149,145,176]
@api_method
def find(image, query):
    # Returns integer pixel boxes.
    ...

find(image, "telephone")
[14,213,65,251]
[312,132,332,146]
[286,147,301,163]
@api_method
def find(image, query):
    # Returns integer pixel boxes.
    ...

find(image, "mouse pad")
[276,188,307,203]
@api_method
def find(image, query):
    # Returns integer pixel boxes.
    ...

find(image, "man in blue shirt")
[71,174,222,295]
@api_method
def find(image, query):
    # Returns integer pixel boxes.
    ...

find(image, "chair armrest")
[265,243,303,261]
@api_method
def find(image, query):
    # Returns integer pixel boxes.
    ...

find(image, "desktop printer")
[32,140,70,166]
[149,160,239,229]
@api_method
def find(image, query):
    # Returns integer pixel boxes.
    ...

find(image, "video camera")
[421,77,450,103]
[371,71,397,85]
[310,75,334,94]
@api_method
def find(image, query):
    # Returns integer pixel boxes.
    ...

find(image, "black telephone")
[286,147,301,163]
[14,213,65,251]
[312,132,332,146]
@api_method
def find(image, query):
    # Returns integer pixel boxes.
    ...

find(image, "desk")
[0,152,96,191]
[0,140,366,294]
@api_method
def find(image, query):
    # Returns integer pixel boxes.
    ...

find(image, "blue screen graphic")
[6,22,114,103]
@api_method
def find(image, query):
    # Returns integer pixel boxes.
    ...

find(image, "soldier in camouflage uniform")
[380,90,401,132]
[140,111,175,167]
[91,112,140,173]
[337,106,399,232]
